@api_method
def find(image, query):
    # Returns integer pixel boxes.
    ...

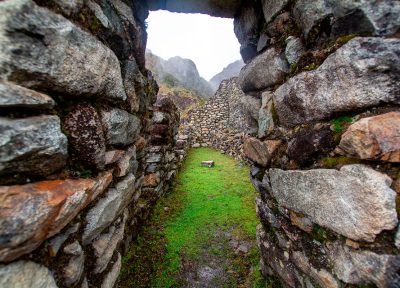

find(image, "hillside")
[209,59,244,92]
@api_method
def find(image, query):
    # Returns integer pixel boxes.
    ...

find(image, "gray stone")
[101,252,121,288]
[292,251,339,288]
[239,94,261,129]
[269,165,397,242]
[153,111,170,124]
[50,0,83,15]
[0,261,57,288]
[147,153,163,163]
[0,0,126,101]
[121,60,140,113]
[256,198,281,229]
[114,146,137,177]
[261,0,290,24]
[0,81,55,109]
[238,47,289,93]
[47,223,80,257]
[63,103,106,169]
[293,0,400,38]
[258,91,275,138]
[100,108,141,146]
[92,210,127,274]
[285,36,305,65]
[62,241,84,286]
[257,33,270,53]
[0,116,67,176]
[83,174,136,244]
[274,37,400,128]
[328,241,400,287]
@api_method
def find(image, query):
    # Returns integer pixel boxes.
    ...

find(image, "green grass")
[118,148,263,287]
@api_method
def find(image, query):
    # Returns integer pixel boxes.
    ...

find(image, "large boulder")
[269,165,398,242]
[293,0,400,39]
[274,37,400,128]
[0,261,57,288]
[338,112,400,163]
[0,116,67,176]
[0,0,127,102]
[261,0,290,24]
[238,47,289,92]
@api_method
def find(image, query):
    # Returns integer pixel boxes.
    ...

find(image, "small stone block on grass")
[201,161,214,167]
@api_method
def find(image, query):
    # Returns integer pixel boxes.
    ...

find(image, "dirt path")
[118,148,263,288]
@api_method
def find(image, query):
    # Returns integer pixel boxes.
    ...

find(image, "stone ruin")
[0,0,399,287]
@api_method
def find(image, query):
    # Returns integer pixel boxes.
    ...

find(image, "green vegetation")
[319,156,359,168]
[331,116,353,133]
[334,33,359,47]
[118,148,264,287]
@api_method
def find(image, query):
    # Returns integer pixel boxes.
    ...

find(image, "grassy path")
[118,148,263,287]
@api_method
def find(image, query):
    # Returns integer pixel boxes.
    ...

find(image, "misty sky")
[146,11,242,81]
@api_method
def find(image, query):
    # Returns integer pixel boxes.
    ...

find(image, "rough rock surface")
[0,81,55,109]
[244,138,281,167]
[239,47,289,92]
[63,103,106,169]
[285,36,305,65]
[338,112,400,162]
[0,0,127,102]
[328,241,400,287]
[0,261,57,288]
[0,116,67,176]
[62,241,85,286]
[274,37,400,128]
[92,210,127,274]
[83,174,135,244]
[0,178,99,262]
[101,252,121,288]
[261,0,290,24]
[100,108,141,146]
[258,91,275,138]
[269,165,397,242]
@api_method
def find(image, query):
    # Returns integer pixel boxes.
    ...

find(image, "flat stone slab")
[201,161,214,167]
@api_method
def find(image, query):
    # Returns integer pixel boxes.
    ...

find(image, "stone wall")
[0,1,182,287]
[235,0,400,287]
[182,77,259,161]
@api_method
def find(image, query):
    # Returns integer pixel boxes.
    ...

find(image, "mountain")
[146,50,213,99]
[209,60,245,92]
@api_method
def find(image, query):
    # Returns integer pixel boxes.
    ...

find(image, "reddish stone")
[143,173,160,187]
[244,137,282,167]
[0,173,112,262]
[338,112,400,162]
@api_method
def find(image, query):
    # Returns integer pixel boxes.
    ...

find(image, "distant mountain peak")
[209,59,245,93]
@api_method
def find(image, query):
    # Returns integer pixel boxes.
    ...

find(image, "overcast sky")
[146,11,242,81]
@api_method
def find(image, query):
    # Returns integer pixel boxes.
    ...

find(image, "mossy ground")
[118,148,264,287]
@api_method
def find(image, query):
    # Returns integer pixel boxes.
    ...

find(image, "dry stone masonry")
[182,78,260,160]
[236,0,400,287]
[0,0,399,287]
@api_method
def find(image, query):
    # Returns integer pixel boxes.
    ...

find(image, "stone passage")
[182,78,260,160]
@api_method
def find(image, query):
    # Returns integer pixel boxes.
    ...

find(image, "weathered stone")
[83,173,135,244]
[49,0,83,16]
[257,33,270,53]
[293,0,400,39]
[101,252,121,288]
[47,223,80,257]
[146,153,163,163]
[290,211,313,233]
[105,150,125,165]
[100,108,141,146]
[257,225,302,287]
[0,178,99,262]
[92,210,127,274]
[395,225,400,250]
[0,0,127,101]
[63,103,106,169]
[0,81,55,109]
[121,60,140,113]
[261,0,290,24]
[144,173,161,187]
[338,112,400,163]
[244,137,282,167]
[287,125,334,166]
[274,38,400,128]
[114,146,137,177]
[0,116,67,176]
[285,36,305,65]
[153,111,170,124]
[328,241,400,287]
[239,94,261,133]
[258,91,275,138]
[256,198,281,229]
[269,165,398,242]
[62,241,84,286]
[292,251,339,288]
[239,47,289,92]
[0,261,57,288]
